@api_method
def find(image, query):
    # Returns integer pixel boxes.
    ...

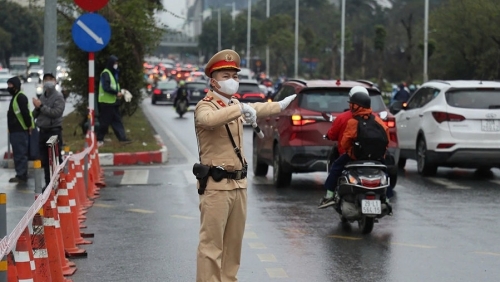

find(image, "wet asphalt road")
[62,98,500,281]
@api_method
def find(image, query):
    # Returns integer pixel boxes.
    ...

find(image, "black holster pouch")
[193,163,211,195]
[210,167,225,182]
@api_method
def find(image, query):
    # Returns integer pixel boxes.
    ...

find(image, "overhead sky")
[157,0,188,32]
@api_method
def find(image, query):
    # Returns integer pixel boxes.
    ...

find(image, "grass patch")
[62,106,160,153]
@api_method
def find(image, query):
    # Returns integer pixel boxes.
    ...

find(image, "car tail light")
[437,143,455,149]
[432,112,465,123]
[171,70,177,75]
[384,116,396,128]
[389,132,398,143]
[153,89,161,95]
[291,115,316,126]
[233,94,241,99]
[242,93,266,99]
[204,88,209,93]
[365,194,377,200]
[184,73,189,77]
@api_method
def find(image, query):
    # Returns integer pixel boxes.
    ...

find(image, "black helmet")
[349,92,371,108]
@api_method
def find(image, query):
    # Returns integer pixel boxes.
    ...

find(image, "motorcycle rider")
[319,89,390,209]
[174,80,189,108]
[319,86,369,209]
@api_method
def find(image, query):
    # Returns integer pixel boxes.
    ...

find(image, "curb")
[2,134,168,168]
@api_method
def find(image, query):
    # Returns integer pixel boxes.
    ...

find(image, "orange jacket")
[340,107,390,160]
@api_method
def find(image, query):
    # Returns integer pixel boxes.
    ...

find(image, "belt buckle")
[235,170,242,180]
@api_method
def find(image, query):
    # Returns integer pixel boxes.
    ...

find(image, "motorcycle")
[323,133,392,234]
[176,98,188,118]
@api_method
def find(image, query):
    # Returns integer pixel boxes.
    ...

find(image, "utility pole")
[265,0,270,77]
[246,0,251,68]
[294,0,299,78]
[340,0,346,80]
[218,8,221,51]
[423,0,429,82]
[44,0,58,76]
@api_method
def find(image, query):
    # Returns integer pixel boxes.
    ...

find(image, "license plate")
[192,91,200,96]
[481,120,500,132]
[361,200,381,214]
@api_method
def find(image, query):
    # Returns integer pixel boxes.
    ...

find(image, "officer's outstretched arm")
[247,102,282,118]
[195,102,242,128]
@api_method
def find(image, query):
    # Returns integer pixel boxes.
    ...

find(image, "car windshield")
[238,83,263,94]
[10,65,25,70]
[186,83,206,90]
[299,89,386,113]
[157,81,177,90]
[445,89,500,109]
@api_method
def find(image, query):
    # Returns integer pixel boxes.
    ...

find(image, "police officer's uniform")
[194,50,281,282]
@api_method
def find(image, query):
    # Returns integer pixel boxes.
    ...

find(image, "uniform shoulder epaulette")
[202,96,214,101]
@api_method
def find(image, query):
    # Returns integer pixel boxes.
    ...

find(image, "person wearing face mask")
[194,49,296,282]
[6,76,34,183]
[33,73,66,189]
[97,55,132,146]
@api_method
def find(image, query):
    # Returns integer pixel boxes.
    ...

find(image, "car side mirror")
[389,101,404,115]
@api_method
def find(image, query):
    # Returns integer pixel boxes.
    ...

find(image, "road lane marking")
[391,242,436,249]
[171,215,196,220]
[184,170,197,185]
[127,208,155,214]
[258,254,277,262]
[93,203,114,208]
[329,235,362,240]
[427,177,470,189]
[120,170,149,185]
[488,180,500,186]
[475,251,500,256]
[266,268,288,278]
[243,231,258,239]
[248,242,267,249]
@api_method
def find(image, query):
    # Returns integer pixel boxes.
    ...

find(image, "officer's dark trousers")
[10,131,29,180]
[38,127,63,186]
[97,103,127,142]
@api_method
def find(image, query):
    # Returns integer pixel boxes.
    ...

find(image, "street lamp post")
[294,0,299,78]
[226,2,236,50]
[423,0,429,82]
[246,0,251,68]
[218,8,221,51]
[340,0,346,80]
[266,0,270,77]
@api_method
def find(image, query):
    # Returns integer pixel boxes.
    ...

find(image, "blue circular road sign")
[72,13,111,52]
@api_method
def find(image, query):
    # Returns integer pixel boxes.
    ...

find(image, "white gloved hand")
[121,89,133,103]
[278,94,297,110]
[240,103,257,124]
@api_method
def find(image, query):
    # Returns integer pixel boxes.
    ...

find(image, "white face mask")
[214,78,239,95]
[113,64,118,70]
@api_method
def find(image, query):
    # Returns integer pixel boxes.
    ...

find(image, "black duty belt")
[211,167,247,181]
[39,127,62,133]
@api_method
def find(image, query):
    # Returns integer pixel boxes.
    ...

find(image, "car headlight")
[36,86,43,94]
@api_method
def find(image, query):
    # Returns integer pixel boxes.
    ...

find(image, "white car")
[0,75,10,97]
[392,80,500,176]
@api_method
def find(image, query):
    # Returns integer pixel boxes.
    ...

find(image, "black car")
[234,79,267,103]
[152,80,177,105]
[186,81,208,105]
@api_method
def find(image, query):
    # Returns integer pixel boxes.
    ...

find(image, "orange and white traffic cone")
[56,174,88,258]
[46,190,77,276]
[64,172,93,243]
[13,229,35,282]
[7,252,18,282]
[32,213,53,281]
[43,197,73,282]
[73,156,93,209]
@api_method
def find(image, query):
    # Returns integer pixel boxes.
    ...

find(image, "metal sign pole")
[89,52,95,133]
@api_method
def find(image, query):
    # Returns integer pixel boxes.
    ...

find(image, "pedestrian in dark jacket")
[97,55,132,146]
[393,84,410,102]
[7,76,34,183]
[33,73,65,188]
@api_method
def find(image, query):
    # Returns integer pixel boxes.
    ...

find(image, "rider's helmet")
[349,92,371,109]
[349,86,369,97]
[179,80,186,86]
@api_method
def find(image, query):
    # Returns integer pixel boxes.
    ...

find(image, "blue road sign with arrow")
[71,13,111,52]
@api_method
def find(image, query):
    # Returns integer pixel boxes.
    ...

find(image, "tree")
[0,27,12,67]
[57,0,165,117]
[374,25,387,88]
[0,0,43,67]
[198,10,235,57]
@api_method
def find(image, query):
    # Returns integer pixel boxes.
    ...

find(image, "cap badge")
[225,54,233,62]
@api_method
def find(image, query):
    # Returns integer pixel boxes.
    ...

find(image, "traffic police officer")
[194,49,296,282]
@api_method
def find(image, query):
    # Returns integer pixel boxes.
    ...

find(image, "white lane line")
[243,231,258,239]
[427,177,470,189]
[489,180,500,186]
[184,170,197,185]
[171,215,196,220]
[257,254,277,262]
[248,242,267,249]
[120,170,149,185]
[266,268,288,278]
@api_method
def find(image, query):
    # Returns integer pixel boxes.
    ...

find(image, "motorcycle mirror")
[321,112,333,122]
[379,111,388,120]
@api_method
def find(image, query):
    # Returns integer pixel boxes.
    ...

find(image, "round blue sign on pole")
[72,13,111,52]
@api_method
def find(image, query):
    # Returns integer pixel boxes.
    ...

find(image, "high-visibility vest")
[98,69,120,104]
[12,91,34,130]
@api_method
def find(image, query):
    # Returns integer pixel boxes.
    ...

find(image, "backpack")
[352,114,388,160]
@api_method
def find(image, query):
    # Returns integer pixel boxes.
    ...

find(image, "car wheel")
[253,136,269,176]
[273,144,292,188]
[152,98,156,105]
[417,137,437,176]
[475,167,493,178]
[398,158,407,170]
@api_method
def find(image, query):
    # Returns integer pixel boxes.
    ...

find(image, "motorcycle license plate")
[361,200,381,214]
[192,91,200,96]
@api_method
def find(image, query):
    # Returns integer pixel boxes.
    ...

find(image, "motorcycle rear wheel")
[358,216,374,234]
